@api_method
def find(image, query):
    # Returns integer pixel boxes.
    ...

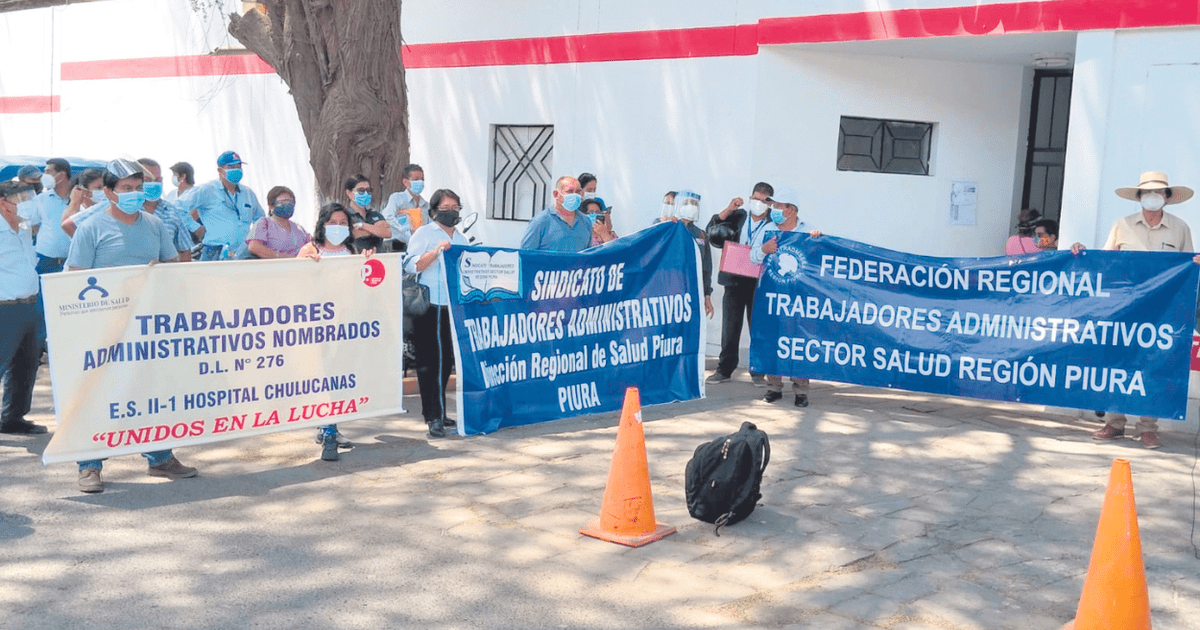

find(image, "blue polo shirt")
[27,189,71,258]
[520,207,593,252]
[190,179,265,252]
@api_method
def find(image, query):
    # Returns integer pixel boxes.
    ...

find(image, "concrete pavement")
[3,363,1200,629]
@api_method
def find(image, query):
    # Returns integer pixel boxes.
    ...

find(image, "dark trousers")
[413,305,454,422]
[717,280,758,377]
[1,301,43,425]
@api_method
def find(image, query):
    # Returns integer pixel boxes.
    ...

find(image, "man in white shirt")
[0,180,46,435]
[382,163,429,249]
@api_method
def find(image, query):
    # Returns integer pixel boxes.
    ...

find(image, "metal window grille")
[837,116,933,176]
[489,124,554,221]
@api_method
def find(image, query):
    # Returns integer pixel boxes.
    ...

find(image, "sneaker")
[751,373,766,387]
[147,457,198,479]
[78,468,104,493]
[794,394,809,408]
[762,391,783,403]
[321,434,339,461]
[313,430,352,448]
[0,419,48,434]
[1091,425,1124,440]
[705,372,731,384]
[1138,432,1161,449]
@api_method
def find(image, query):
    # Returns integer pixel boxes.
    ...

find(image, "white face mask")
[677,203,699,222]
[746,198,770,217]
[1140,192,1166,211]
[172,174,181,187]
[583,191,597,200]
[324,224,350,245]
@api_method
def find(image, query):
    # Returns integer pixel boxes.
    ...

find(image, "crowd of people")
[0,152,1192,494]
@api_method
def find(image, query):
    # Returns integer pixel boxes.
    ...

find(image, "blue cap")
[593,196,611,212]
[217,151,245,166]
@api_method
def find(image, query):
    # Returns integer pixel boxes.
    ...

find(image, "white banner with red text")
[41,255,403,464]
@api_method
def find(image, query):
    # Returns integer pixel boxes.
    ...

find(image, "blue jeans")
[78,450,173,471]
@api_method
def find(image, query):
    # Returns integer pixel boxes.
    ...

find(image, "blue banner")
[444,222,704,434]
[749,235,1200,419]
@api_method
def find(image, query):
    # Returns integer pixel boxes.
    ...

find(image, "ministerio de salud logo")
[58,277,131,317]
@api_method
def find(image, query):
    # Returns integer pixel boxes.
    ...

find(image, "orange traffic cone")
[1061,458,1152,630]
[579,387,676,547]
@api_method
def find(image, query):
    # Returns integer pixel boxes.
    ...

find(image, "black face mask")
[435,210,460,227]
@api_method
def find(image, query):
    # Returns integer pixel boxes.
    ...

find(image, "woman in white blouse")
[404,189,469,438]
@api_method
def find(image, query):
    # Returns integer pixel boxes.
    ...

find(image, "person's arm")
[364,215,391,238]
[297,242,321,261]
[414,240,449,272]
[247,240,283,259]
[519,213,545,250]
[749,228,773,265]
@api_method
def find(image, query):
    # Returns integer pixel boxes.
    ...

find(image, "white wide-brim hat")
[1116,171,1194,205]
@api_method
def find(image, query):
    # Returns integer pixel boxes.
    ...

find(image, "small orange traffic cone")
[580,387,676,547]
[1061,458,1152,630]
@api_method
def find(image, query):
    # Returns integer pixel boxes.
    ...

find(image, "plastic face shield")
[674,190,701,221]
[106,158,149,180]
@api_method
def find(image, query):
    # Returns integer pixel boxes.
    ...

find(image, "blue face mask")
[116,190,145,214]
[354,192,373,207]
[273,203,295,219]
[562,193,582,212]
[409,180,425,195]
[770,208,785,224]
[583,212,598,226]
[142,181,163,201]
[224,168,243,184]
[90,189,106,204]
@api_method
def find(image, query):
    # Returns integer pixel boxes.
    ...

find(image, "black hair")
[578,172,597,188]
[45,158,71,179]
[1033,218,1058,238]
[170,162,194,185]
[752,182,774,197]
[403,164,423,179]
[103,170,144,191]
[344,174,370,192]
[581,199,604,214]
[313,202,357,251]
[1016,208,1041,236]
[427,189,461,220]
[76,168,105,190]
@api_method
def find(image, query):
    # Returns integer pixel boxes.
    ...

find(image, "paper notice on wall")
[949,181,977,226]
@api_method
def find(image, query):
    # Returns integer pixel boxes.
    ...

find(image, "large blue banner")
[443,222,704,434]
[750,235,1200,419]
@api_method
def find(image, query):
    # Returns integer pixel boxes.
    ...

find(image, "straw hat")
[1115,171,1194,204]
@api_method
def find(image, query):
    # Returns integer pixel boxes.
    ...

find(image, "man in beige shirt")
[1072,171,1198,449]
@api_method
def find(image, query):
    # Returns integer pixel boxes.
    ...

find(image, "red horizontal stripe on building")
[55,0,1200,80]
[0,95,60,114]
[61,54,274,81]
[759,0,1200,44]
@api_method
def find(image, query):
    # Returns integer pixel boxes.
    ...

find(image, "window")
[489,124,554,221]
[837,116,933,175]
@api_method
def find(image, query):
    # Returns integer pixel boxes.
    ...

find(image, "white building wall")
[749,47,1025,257]
[0,1,318,227]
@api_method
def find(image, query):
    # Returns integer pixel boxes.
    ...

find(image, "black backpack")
[684,421,770,535]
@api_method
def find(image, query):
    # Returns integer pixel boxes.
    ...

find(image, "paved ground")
[3,361,1200,629]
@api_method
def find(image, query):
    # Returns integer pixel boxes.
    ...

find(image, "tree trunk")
[228,0,409,202]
